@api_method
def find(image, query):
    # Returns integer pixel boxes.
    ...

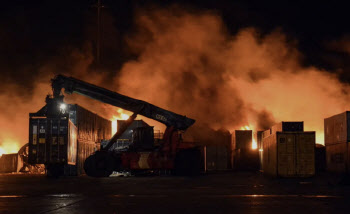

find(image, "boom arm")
[51,74,195,130]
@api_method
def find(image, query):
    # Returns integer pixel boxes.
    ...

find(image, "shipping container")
[263,132,315,177]
[0,153,21,173]
[110,120,152,151]
[324,111,350,146]
[232,130,259,171]
[325,142,350,173]
[324,112,350,174]
[205,145,229,171]
[28,104,111,176]
[263,122,304,139]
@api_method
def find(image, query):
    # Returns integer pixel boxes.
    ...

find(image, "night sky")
[1,0,350,84]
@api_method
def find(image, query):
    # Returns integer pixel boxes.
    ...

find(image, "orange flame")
[240,125,257,150]
[0,140,20,156]
[111,109,130,135]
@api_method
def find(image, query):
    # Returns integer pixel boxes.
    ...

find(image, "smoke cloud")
[2,6,350,149]
[115,7,350,144]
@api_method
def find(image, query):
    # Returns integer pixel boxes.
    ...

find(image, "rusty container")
[263,131,315,177]
[0,153,19,173]
[28,104,111,175]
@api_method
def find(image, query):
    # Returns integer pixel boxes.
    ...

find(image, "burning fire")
[240,125,258,150]
[111,109,130,135]
[0,140,20,157]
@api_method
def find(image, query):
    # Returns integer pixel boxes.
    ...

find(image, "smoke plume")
[2,6,350,149]
[115,7,350,144]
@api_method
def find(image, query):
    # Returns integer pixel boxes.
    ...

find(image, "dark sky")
[1,0,350,84]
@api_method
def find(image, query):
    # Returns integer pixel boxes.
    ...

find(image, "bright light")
[240,125,258,150]
[111,109,131,135]
[252,138,258,150]
[60,103,67,110]
[241,125,251,130]
[0,140,20,157]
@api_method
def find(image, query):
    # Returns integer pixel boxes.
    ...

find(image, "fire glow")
[240,126,258,150]
[111,109,130,135]
[0,140,20,156]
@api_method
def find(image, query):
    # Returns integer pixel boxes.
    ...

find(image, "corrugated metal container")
[324,112,350,174]
[110,120,152,151]
[325,142,350,173]
[263,132,315,177]
[264,122,304,139]
[0,153,20,173]
[28,118,77,165]
[232,130,259,171]
[271,121,304,133]
[205,146,229,171]
[324,111,350,146]
[28,104,111,175]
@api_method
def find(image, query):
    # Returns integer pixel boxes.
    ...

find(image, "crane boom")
[51,74,195,130]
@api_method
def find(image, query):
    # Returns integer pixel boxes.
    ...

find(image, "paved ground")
[0,172,350,214]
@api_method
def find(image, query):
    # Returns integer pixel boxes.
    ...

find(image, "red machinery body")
[120,127,196,170]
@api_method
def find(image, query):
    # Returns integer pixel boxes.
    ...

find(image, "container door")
[277,133,296,176]
[48,118,68,164]
[29,118,48,164]
[67,121,77,165]
[296,133,315,176]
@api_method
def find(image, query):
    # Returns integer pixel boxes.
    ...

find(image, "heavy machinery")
[48,74,199,177]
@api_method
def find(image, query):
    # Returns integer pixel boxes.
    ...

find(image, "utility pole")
[96,0,104,65]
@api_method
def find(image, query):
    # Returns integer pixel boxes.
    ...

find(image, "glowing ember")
[0,140,20,156]
[111,109,130,135]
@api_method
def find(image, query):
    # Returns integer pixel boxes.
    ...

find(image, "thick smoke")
[115,8,350,143]
[2,6,350,149]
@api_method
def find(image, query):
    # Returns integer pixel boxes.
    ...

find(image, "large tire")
[174,148,201,176]
[84,151,115,177]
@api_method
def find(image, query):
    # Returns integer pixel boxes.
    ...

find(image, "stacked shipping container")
[262,122,315,177]
[324,111,350,174]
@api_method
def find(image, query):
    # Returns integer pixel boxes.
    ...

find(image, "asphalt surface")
[0,172,350,214]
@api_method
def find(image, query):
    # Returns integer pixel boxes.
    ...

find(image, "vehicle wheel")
[84,151,115,177]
